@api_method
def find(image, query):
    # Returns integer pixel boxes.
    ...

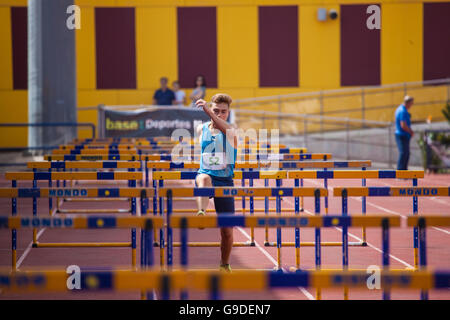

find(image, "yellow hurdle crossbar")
[0,187,325,198]
[27,161,142,169]
[334,186,449,197]
[151,169,422,181]
[42,153,327,161]
[407,216,450,227]
[145,160,371,169]
[288,170,424,179]
[158,187,328,198]
[52,149,138,155]
[59,144,137,150]
[0,214,400,229]
[0,269,447,293]
[5,172,142,181]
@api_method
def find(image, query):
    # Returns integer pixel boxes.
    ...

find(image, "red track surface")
[0,173,449,300]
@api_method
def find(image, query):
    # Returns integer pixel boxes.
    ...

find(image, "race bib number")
[202,153,227,170]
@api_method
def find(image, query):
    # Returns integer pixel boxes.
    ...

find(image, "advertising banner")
[104,107,210,137]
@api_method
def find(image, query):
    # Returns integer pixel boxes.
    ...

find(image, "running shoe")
[196,210,205,230]
[219,264,232,273]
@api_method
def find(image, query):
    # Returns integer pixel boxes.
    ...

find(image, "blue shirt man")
[394,96,414,170]
[153,77,175,106]
[395,104,412,137]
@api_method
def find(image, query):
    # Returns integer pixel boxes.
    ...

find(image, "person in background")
[153,77,175,106]
[394,95,414,170]
[172,80,186,106]
[190,75,206,107]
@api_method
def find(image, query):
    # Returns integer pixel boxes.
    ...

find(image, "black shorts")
[195,174,235,215]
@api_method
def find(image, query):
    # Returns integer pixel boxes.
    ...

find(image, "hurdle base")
[263,241,365,247]
[172,241,254,247]
[319,268,416,272]
[33,242,132,248]
[361,242,368,247]
[64,198,129,202]
[153,242,160,247]
[56,209,131,214]
[170,208,297,213]
[172,196,279,201]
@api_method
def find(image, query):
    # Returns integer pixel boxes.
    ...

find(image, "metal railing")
[0,122,96,152]
[233,108,397,166]
[233,78,450,126]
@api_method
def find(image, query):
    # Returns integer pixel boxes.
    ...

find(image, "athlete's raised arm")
[195,95,237,149]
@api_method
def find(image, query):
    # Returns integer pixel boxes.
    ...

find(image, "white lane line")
[334,226,415,269]
[282,197,415,269]
[372,181,450,236]
[353,197,450,235]
[430,227,450,235]
[236,227,315,300]
[16,228,46,269]
[15,201,62,270]
[429,197,450,205]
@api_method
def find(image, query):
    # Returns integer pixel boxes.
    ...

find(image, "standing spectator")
[153,77,175,106]
[395,95,414,170]
[172,80,186,106]
[190,75,206,107]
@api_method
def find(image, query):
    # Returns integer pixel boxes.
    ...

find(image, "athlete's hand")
[195,99,208,110]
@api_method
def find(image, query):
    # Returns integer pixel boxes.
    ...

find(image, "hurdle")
[51,149,139,155]
[27,160,145,210]
[288,169,424,246]
[147,159,369,210]
[5,171,142,213]
[3,172,142,270]
[71,137,171,144]
[151,169,422,248]
[53,143,307,155]
[1,268,448,300]
[151,160,372,246]
[58,144,137,150]
[334,186,450,274]
[44,154,170,161]
[157,187,328,278]
[1,214,448,300]
[42,153,328,162]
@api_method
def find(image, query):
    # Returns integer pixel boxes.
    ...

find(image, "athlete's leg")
[195,173,212,212]
[220,227,233,265]
[214,191,235,267]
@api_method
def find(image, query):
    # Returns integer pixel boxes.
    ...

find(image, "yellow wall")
[136,7,178,90]
[381,3,423,84]
[217,6,258,99]
[0,0,448,146]
[300,4,340,90]
[0,5,27,147]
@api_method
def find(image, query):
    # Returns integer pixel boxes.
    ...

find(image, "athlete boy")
[195,93,237,272]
